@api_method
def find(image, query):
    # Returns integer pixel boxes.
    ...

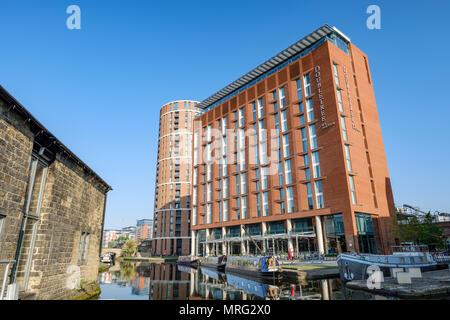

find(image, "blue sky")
[1,0,449,229]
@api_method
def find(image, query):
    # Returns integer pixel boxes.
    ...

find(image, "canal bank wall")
[345,268,450,299]
[281,266,340,281]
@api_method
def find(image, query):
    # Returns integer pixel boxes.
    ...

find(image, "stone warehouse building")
[190,25,396,257]
[0,86,111,300]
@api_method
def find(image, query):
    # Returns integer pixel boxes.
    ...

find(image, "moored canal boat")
[199,255,227,271]
[177,255,199,268]
[225,273,281,299]
[225,256,281,280]
[337,245,445,282]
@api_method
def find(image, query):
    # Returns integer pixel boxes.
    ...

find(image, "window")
[260,167,268,190]
[241,172,246,194]
[242,196,247,219]
[296,78,303,100]
[257,97,264,118]
[286,187,294,213]
[301,128,308,152]
[312,151,321,178]
[281,110,288,132]
[341,116,348,141]
[239,149,245,171]
[256,194,261,217]
[305,167,311,180]
[349,176,357,205]
[207,162,212,181]
[223,200,228,222]
[333,63,339,85]
[315,181,324,209]
[274,113,279,134]
[193,187,197,205]
[272,91,278,111]
[306,183,314,210]
[306,98,314,122]
[262,192,269,216]
[78,232,90,265]
[207,204,212,224]
[303,154,309,166]
[207,124,212,142]
[236,175,240,195]
[303,73,311,97]
[279,189,286,214]
[252,102,257,121]
[309,124,317,149]
[284,159,292,185]
[282,134,290,157]
[238,108,244,127]
[345,145,352,171]
[299,114,305,126]
[223,178,228,198]
[193,207,197,226]
[260,142,267,165]
[279,86,286,108]
[207,183,211,202]
[258,120,265,141]
[337,89,343,113]
[221,117,227,135]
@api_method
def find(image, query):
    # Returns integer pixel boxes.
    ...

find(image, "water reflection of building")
[98,271,131,287]
[132,273,150,296]
[148,264,191,300]
[188,267,342,301]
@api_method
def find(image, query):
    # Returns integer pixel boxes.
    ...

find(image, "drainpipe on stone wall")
[99,194,108,257]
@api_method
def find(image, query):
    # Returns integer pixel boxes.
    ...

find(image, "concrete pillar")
[222,227,227,255]
[321,279,330,300]
[190,272,195,296]
[315,216,325,254]
[205,229,210,257]
[262,222,267,254]
[191,230,197,256]
[287,219,294,255]
[240,225,246,255]
[246,240,249,255]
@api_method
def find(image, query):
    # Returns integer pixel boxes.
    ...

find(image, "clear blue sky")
[1,0,449,229]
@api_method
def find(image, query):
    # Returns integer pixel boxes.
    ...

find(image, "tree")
[417,213,445,250]
[121,239,138,257]
[393,210,445,250]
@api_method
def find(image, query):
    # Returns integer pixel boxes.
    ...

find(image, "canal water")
[97,262,394,300]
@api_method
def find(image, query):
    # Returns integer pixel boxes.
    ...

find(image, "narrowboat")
[225,256,281,279]
[177,264,198,274]
[177,255,199,268]
[337,245,446,282]
[200,266,226,282]
[225,273,281,299]
[199,255,227,271]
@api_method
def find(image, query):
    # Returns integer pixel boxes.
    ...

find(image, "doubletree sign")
[314,65,335,130]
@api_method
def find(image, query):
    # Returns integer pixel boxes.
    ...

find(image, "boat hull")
[201,263,226,272]
[337,255,443,282]
[225,266,281,280]
[177,259,199,268]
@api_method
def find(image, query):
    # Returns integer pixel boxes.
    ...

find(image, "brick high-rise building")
[152,101,203,255]
[190,25,396,257]
[136,219,153,241]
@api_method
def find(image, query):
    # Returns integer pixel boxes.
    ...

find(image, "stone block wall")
[0,99,34,283]
[0,93,109,300]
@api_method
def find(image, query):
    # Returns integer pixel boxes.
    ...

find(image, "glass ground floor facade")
[192,212,379,257]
